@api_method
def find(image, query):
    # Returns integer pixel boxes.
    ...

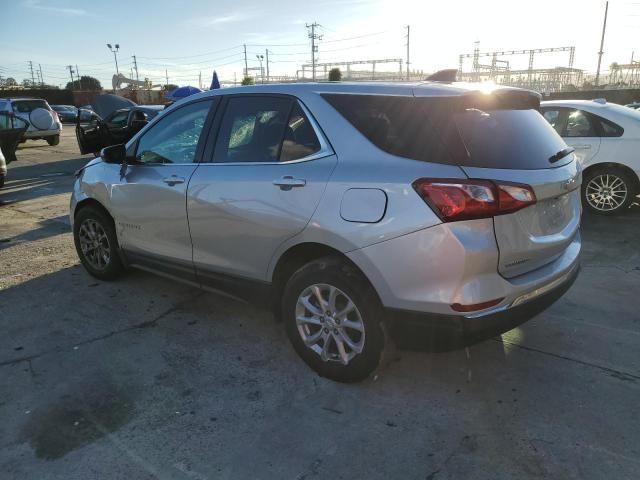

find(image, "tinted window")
[12,100,48,113]
[323,94,567,169]
[135,100,211,164]
[594,115,624,137]
[280,103,321,161]
[214,96,292,163]
[565,110,597,137]
[0,113,28,130]
[108,111,129,127]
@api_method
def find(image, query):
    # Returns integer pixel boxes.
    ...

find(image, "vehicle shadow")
[0,214,69,250]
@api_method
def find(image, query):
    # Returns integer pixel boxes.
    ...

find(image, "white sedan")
[541,99,640,214]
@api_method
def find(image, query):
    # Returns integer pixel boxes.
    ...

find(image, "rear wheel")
[73,205,124,280]
[582,167,636,214]
[282,257,385,383]
[47,135,60,146]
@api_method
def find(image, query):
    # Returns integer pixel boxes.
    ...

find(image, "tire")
[73,205,125,280]
[47,135,60,146]
[282,256,385,383]
[582,167,636,215]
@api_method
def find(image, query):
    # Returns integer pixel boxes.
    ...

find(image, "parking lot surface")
[1,128,639,479]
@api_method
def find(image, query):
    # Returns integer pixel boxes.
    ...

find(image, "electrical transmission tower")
[28,61,35,86]
[306,22,323,81]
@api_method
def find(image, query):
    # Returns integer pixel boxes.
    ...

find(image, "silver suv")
[0,97,62,145]
[70,82,582,382]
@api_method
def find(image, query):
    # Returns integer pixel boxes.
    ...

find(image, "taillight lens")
[412,178,536,222]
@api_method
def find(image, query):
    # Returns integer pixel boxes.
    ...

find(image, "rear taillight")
[412,178,536,222]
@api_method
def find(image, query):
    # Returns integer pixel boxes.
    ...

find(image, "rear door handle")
[163,175,185,186]
[273,175,306,190]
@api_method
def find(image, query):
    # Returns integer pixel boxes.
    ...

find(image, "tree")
[162,83,179,91]
[66,75,102,91]
[328,67,342,81]
[5,77,17,87]
[241,76,255,86]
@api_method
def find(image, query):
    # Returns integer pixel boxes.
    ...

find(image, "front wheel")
[73,205,125,280]
[582,168,636,214]
[47,135,60,146]
[282,257,385,383]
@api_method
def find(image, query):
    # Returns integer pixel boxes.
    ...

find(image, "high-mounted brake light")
[412,178,536,222]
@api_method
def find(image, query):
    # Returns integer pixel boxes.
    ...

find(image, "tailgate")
[462,161,581,278]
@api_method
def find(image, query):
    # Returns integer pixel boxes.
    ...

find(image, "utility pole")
[38,63,44,86]
[265,49,270,83]
[67,65,75,90]
[243,44,248,77]
[405,25,411,81]
[76,64,82,90]
[595,1,608,87]
[198,71,202,89]
[132,55,140,83]
[165,69,169,86]
[28,61,35,86]
[306,22,322,80]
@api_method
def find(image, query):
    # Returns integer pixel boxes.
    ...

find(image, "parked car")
[541,99,640,214]
[0,97,62,145]
[76,105,163,155]
[51,105,78,123]
[0,112,29,187]
[70,83,581,382]
[625,102,640,110]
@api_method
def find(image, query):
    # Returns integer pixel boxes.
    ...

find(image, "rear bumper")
[23,129,60,139]
[348,219,581,316]
[385,262,579,341]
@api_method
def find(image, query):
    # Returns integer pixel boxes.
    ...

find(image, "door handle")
[163,175,185,186]
[572,144,592,150]
[273,175,306,190]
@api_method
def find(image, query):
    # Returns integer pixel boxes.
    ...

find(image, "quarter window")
[135,100,211,164]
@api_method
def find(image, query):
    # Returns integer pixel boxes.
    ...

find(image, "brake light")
[412,178,536,222]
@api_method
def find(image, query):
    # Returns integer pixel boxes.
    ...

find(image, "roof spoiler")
[425,69,458,82]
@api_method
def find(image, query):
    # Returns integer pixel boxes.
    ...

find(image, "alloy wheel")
[585,173,628,212]
[78,218,111,270]
[295,283,365,365]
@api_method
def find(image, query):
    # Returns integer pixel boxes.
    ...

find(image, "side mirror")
[101,143,127,164]
[131,119,148,131]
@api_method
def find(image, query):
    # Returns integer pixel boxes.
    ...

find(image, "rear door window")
[323,94,568,169]
[213,96,293,163]
[564,110,597,137]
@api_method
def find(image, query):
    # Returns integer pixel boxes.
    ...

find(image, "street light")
[256,54,264,84]
[107,43,120,76]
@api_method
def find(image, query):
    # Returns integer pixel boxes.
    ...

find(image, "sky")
[0,0,638,89]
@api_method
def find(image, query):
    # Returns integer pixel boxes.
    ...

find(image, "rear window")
[12,100,48,113]
[322,94,569,169]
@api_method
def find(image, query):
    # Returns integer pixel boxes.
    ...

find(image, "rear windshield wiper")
[549,147,575,164]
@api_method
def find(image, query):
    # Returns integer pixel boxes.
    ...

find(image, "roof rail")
[593,98,607,104]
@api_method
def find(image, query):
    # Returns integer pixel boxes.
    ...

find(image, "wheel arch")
[74,197,116,225]
[270,242,380,313]
[582,162,640,194]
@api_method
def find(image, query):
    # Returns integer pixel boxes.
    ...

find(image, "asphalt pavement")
[1,127,639,479]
